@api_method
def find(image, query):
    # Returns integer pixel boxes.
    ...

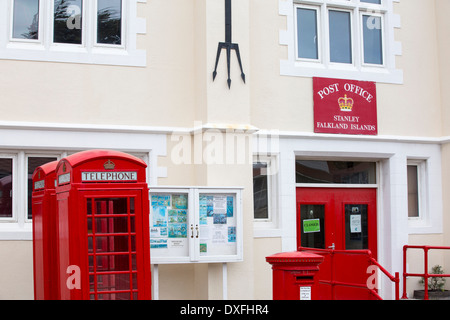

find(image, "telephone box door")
[82,190,150,300]
[296,188,377,300]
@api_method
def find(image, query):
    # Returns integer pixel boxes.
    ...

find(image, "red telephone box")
[55,150,151,300]
[32,160,59,300]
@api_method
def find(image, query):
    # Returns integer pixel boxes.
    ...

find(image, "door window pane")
[27,157,58,219]
[362,15,383,65]
[54,0,82,44]
[329,10,352,63]
[300,204,325,249]
[344,204,368,250]
[296,8,319,60]
[97,0,122,45]
[296,161,377,184]
[0,159,13,218]
[12,0,39,40]
[253,162,268,219]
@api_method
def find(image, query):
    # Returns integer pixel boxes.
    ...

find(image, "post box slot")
[295,276,314,281]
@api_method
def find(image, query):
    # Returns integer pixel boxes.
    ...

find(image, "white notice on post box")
[300,287,311,300]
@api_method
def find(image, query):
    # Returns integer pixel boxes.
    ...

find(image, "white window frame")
[253,154,280,237]
[407,159,429,228]
[0,0,146,66]
[294,4,322,64]
[280,0,403,84]
[24,153,62,222]
[94,0,126,49]
[9,0,44,44]
[0,119,167,241]
[360,10,386,68]
[327,7,355,67]
[50,0,87,49]
[0,154,16,223]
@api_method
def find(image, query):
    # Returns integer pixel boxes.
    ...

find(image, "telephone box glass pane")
[87,197,137,300]
[344,204,368,250]
[0,159,13,218]
[300,204,325,249]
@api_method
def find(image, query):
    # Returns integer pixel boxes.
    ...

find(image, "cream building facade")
[0,0,448,300]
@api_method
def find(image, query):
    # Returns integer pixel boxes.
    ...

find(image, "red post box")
[55,150,151,300]
[266,251,324,300]
[32,160,59,300]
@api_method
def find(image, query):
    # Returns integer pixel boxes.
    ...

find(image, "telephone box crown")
[103,159,116,170]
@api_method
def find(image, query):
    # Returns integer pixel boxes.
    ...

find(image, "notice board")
[149,187,243,264]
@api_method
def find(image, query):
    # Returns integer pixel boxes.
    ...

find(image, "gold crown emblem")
[103,159,115,170]
[338,94,354,112]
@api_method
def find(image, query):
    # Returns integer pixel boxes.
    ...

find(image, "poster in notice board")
[150,193,190,261]
[198,194,237,257]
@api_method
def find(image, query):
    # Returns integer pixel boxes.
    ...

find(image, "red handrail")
[299,247,400,300]
[402,245,450,300]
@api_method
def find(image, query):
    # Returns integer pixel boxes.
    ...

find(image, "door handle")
[196,225,199,238]
[191,224,194,238]
[328,243,335,250]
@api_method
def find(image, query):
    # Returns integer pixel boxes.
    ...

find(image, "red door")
[296,188,377,300]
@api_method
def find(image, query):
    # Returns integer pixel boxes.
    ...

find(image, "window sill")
[0,223,32,240]
[0,45,146,67]
[281,59,403,84]
[253,226,282,238]
[408,217,443,235]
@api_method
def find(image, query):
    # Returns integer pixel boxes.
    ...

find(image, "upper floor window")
[12,0,39,40]
[280,0,403,84]
[2,0,146,66]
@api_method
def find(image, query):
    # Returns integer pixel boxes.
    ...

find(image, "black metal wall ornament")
[212,0,246,89]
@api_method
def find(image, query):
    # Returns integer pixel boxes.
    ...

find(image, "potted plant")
[414,265,450,300]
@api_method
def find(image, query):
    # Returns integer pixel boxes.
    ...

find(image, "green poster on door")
[303,219,320,233]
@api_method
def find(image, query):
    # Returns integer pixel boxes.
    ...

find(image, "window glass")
[345,204,368,250]
[300,204,325,249]
[54,0,82,44]
[12,0,39,40]
[329,10,352,63]
[407,165,419,218]
[27,157,58,220]
[97,0,122,45]
[296,7,319,60]
[0,159,13,218]
[296,161,377,184]
[253,162,269,220]
[362,15,383,65]
[361,0,381,4]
